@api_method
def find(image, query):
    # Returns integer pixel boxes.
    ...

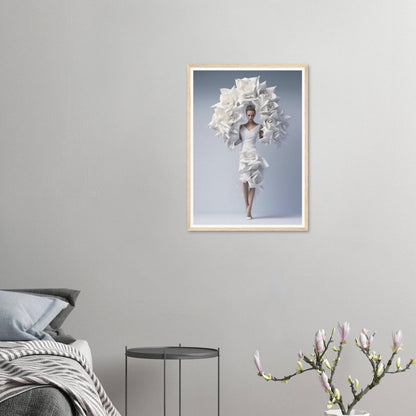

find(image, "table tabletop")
[126,346,219,360]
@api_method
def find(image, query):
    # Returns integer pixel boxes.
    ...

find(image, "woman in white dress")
[238,104,269,219]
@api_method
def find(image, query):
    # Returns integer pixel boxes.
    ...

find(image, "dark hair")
[245,104,256,113]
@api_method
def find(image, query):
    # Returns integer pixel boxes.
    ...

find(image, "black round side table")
[125,345,220,416]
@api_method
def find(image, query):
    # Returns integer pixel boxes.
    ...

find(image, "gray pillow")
[0,290,69,341]
[44,326,77,344]
[5,288,80,329]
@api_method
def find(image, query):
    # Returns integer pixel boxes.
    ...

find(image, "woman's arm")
[259,124,264,139]
[235,125,243,145]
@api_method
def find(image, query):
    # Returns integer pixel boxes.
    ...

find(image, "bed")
[0,386,75,415]
[0,340,93,416]
[0,289,120,416]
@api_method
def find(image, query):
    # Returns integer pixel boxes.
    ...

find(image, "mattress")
[70,339,93,368]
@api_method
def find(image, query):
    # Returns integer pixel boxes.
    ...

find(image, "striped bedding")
[0,340,121,416]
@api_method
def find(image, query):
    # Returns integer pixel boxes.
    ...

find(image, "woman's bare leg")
[247,187,255,218]
[242,182,249,210]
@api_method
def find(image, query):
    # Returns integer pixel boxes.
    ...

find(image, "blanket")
[0,340,121,416]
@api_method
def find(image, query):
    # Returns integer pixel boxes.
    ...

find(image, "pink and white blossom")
[359,332,368,349]
[338,321,350,343]
[254,350,263,374]
[392,330,403,353]
[320,371,331,393]
[315,329,326,353]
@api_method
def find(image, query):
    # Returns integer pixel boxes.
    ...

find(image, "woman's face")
[246,110,255,121]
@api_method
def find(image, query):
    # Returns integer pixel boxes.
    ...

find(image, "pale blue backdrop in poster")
[192,70,303,222]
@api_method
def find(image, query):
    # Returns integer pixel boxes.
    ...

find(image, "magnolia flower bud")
[354,379,359,391]
[315,329,326,353]
[324,358,332,370]
[254,350,263,374]
[297,361,303,372]
[392,330,403,353]
[396,357,401,370]
[410,358,416,365]
[359,333,368,349]
[376,363,384,377]
[321,372,331,393]
[338,321,350,343]
[369,335,374,347]
[348,375,353,384]
[327,402,334,410]
[333,346,339,352]
[334,388,340,400]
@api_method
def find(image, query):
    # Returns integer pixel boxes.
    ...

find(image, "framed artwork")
[187,64,308,231]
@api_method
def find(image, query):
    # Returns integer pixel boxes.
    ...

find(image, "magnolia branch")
[254,325,415,416]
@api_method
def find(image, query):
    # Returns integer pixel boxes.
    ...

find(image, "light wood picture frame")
[187,64,308,231]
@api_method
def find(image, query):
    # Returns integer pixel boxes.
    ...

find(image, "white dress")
[238,124,269,190]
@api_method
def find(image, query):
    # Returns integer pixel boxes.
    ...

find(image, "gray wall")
[1,1,416,415]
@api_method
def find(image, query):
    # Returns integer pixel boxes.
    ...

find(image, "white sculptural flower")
[235,77,260,104]
[258,100,279,119]
[209,76,290,149]
[259,85,277,102]
[218,87,238,109]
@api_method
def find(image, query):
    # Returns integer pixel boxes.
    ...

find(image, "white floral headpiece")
[208,76,290,149]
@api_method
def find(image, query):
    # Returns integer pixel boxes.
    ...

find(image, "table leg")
[179,358,182,416]
[218,347,220,416]
[164,351,166,416]
[179,343,182,416]
[125,346,128,416]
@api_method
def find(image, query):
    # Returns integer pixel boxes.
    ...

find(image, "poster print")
[187,64,308,231]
